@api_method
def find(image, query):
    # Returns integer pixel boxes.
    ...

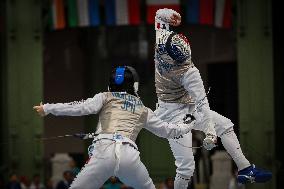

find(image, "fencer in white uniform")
[153,8,272,188]
[34,66,196,189]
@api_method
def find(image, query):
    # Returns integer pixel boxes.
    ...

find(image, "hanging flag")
[77,0,90,27]
[115,0,129,25]
[67,0,78,27]
[89,0,100,26]
[146,0,180,24]
[199,0,214,25]
[215,0,225,27]
[52,0,66,30]
[215,0,232,28]
[128,0,141,25]
[222,0,232,28]
[105,0,115,25]
[105,0,141,26]
[186,0,199,24]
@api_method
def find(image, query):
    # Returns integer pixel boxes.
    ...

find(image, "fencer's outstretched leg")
[175,174,191,189]
[220,128,272,183]
[70,142,116,189]
[117,144,155,189]
[211,110,272,184]
[154,105,195,189]
[168,132,195,189]
[220,128,250,170]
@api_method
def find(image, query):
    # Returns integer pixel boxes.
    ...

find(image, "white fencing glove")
[203,133,217,150]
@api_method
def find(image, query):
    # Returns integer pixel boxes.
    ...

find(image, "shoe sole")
[237,174,272,184]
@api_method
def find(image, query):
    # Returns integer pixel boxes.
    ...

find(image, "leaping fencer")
[153,8,272,188]
[33,66,196,189]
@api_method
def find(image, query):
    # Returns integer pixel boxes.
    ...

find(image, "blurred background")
[0,0,283,189]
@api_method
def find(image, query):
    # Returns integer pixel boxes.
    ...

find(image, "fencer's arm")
[42,93,105,116]
[181,71,204,102]
[144,108,195,139]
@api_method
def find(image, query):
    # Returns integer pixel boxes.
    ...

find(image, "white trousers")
[70,137,155,189]
[154,67,250,188]
[155,101,233,178]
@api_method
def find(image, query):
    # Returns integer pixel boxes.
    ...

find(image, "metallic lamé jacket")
[155,29,194,104]
[43,92,195,142]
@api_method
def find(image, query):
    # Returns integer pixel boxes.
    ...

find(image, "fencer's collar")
[155,18,170,31]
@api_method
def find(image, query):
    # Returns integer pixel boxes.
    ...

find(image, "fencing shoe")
[237,164,272,184]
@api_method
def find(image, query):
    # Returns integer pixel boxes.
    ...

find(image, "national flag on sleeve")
[214,0,232,28]
[146,0,180,24]
[51,0,66,30]
[199,0,214,25]
[105,0,141,26]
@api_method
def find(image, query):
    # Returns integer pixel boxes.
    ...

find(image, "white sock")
[220,128,251,170]
[174,174,190,189]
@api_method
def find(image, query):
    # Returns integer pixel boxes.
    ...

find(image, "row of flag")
[50,0,232,30]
